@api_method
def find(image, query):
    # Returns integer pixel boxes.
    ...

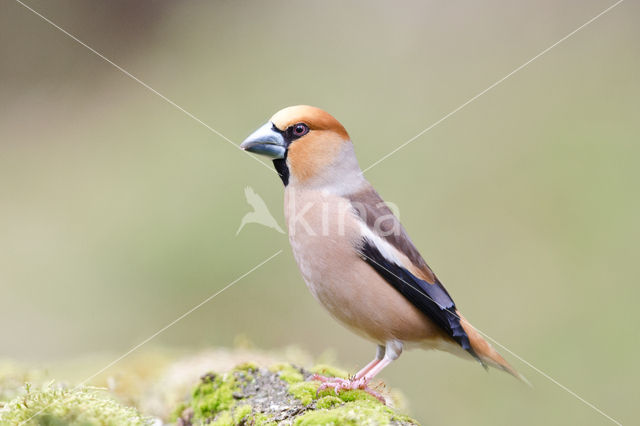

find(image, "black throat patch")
[273,154,289,186]
[271,123,292,186]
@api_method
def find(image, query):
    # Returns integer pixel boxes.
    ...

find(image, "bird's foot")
[310,374,386,403]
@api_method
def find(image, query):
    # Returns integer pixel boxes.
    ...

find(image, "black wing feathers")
[359,239,479,360]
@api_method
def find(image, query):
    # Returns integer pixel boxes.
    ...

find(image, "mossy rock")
[0,383,153,425]
[174,363,418,425]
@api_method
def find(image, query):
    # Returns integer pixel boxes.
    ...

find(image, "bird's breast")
[283,187,446,344]
[283,188,362,306]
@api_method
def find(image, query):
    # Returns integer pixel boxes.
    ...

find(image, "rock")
[0,349,419,425]
[133,347,313,420]
[173,363,418,425]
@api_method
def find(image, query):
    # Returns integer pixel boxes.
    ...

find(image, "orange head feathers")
[241,105,358,187]
[270,105,349,140]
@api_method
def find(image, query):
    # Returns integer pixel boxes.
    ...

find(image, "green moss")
[234,362,259,373]
[315,395,343,409]
[175,363,416,425]
[169,401,187,422]
[269,363,304,384]
[181,366,273,425]
[211,410,233,425]
[0,384,151,426]
[253,412,277,426]
[191,372,239,422]
[233,404,252,423]
[393,413,421,424]
[288,378,378,407]
[309,364,349,379]
[320,388,379,404]
[294,399,416,426]
[287,381,318,406]
[278,363,380,408]
[0,362,46,404]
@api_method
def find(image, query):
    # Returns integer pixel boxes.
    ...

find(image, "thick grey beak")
[240,122,286,159]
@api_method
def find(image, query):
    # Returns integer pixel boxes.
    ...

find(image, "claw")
[309,374,386,404]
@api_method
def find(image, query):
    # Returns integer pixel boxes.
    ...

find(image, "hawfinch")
[240,105,525,399]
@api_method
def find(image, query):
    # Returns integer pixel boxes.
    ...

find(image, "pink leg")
[352,358,381,380]
[311,342,401,404]
[357,357,393,383]
[353,345,385,380]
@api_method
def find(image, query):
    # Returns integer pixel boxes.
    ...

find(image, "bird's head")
[241,105,362,190]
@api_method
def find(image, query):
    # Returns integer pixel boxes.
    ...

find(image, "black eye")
[292,123,309,137]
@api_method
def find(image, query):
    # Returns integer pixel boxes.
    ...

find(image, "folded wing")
[348,187,480,361]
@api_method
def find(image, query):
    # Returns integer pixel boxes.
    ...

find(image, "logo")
[236,186,285,235]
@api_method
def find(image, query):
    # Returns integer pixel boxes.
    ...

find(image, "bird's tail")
[458,312,531,386]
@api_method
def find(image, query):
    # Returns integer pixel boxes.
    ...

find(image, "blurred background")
[1,0,638,424]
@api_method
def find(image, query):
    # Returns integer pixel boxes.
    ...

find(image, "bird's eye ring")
[292,123,309,137]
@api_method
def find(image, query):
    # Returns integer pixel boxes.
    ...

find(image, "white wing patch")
[357,220,405,268]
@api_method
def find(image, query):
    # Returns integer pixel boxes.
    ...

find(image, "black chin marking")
[271,124,290,186]
[273,154,289,186]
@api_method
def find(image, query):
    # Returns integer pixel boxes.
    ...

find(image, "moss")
[253,412,277,426]
[211,410,233,425]
[233,404,252,423]
[180,366,272,425]
[287,379,378,407]
[287,381,318,406]
[320,388,379,404]
[294,399,417,426]
[175,363,417,425]
[309,364,349,379]
[0,362,46,404]
[269,363,303,384]
[393,412,421,424]
[234,362,259,373]
[0,383,151,426]
[191,372,239,422]
[169,401,188,422]
[315,395,343,409]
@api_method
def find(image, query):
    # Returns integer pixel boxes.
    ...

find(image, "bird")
[236,186,284,235]
[240,105,526,401]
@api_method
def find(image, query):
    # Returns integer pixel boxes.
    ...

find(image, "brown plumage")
[241,105,527,400]
[347,186,438,283]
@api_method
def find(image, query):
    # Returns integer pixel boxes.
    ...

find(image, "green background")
[1,1,638,424]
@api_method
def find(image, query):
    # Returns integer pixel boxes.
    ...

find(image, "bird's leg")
[312,345,383,387]
[312,342,402,404]
[352,359,381,380]
[352,341,401,389]
[352,345,385,380]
